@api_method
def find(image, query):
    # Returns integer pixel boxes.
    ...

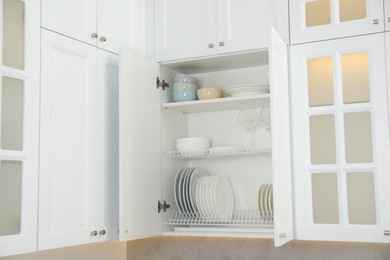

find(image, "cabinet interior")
[158,50,275,235]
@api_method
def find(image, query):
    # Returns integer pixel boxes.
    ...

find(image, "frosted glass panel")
[344,112,372,163]
[347,172,376,224]
[1,77,24,150]
[306,0,331,27]
[312,173,339,224]
[309,114,336,164]
[308,57,334,107]
[340,0,366,22]
[0,160,22,236]
[342,53,370,104]
[3,0,25,70]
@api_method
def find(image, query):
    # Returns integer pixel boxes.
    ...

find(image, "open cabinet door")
[270,28,294,246]
[119,49,163,240]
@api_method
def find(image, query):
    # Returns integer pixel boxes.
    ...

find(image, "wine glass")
[237,108,262,148]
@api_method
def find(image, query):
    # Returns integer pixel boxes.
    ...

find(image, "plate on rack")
[174,168,186,214]
[223,84,269,97]
[189,168,209,216]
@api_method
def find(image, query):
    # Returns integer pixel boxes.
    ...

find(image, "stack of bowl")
[176,137,211,152]
[172,74,199,102]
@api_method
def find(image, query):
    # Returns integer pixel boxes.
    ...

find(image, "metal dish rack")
[163,148,271,159]
[165,209,273,227]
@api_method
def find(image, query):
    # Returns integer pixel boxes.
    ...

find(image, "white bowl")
[176,137,211,151]
[176,137,210,144]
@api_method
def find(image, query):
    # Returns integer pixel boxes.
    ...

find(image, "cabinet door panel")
[154,0,217,61]
[217,0,271,53]
[96,49,119,241]
[290,0,384,44]
[97,0,132,54]
[0,1,40,256]
[291,34,390,243]
[269,28,294,246]
[119,49,162,240]
[39,30,98,250]
[386,1,390,31]
[41,0,97,46]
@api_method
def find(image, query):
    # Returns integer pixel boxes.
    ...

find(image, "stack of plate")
[223,84,270,97]
[258,184,273,215]
[174,167,235,220]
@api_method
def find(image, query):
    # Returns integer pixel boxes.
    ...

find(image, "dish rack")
[163,148,271,159]
[165,209,273,227]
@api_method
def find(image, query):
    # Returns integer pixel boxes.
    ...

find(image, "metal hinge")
[156,77,169,90]
[158,200,171,213]
[384,230,390,236]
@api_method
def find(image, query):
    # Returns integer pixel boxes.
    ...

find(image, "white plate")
[223,84,269,97]
[189,168,209,216]
[214,176,235,219]
[268,185,273,212]
[174,168,186,214]
[263,184,271,213]
[183,168,196,215]
[178,168,191,214]
[258,184,265,212]
[195,177,206,218]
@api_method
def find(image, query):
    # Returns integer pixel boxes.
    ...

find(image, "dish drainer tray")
[163,148,271,159]
[165,209,273,227]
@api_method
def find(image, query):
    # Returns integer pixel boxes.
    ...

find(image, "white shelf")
[163,148,271,159]
[161,94,270,113]
[160,49,269,74]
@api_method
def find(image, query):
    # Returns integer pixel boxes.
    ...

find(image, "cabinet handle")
[219,41,225,47]
[100,36,107,42]
[388,17,390,23]
[99,230,106,236]
[91,33,98,39]
[90,231,98,237]
[208,43,214,48]
[373,19,379,25]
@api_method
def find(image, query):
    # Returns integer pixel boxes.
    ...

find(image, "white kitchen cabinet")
[289,0,384,44]
[154,0,271,62]
[119,29,293,246]
[290,33,390,243]
[41,0,133,54]
[385,1,390,31]
[39,29,119,250]
[0,0,40,257]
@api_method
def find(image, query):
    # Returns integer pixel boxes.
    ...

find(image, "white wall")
[0,241,126,260]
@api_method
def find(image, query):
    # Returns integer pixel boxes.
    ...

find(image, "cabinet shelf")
[165,209,273,228]
[163,148,271,159]
[161,94,270,113]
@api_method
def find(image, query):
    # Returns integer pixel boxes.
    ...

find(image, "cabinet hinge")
[158,200,171,213]
[384,230,390,236]
[156,77,169,91]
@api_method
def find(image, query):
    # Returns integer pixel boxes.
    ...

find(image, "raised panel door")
[289,0,384,44]
[290,33,390,242]
[41,0,97,46]
[97,0,132,54]
[217,0,271,53]
[154,0,217,61]
[39,29,98,250]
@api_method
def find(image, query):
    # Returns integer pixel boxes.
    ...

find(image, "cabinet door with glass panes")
[289,0,384,44]
[290,33,390,243]
[0,0,40,257]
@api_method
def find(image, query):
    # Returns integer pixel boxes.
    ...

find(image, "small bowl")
[197,88,223,100]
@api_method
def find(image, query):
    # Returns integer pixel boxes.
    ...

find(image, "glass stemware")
[237,108,262,148]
